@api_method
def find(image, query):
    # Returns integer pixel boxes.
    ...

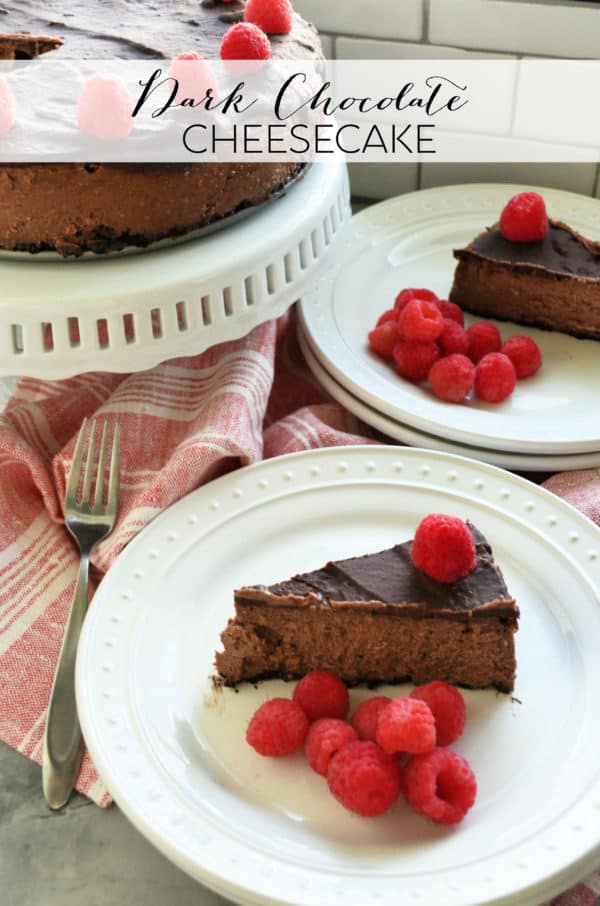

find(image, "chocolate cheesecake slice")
[450,220,600,340]
[215,525,519,692]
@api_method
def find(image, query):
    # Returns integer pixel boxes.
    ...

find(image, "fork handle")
[43,552,90,810]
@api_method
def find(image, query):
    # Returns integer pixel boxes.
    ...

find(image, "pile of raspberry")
[220,0,294,60]
[368,287,542,405]
[246,671,476,825]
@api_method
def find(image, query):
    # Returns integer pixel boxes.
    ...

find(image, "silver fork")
[43,418,120,810]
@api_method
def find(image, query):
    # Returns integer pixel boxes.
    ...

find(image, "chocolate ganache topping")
[470,220,600,279]
[1,0,321,60]
[240,526,517,620]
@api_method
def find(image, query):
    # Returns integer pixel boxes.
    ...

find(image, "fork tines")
[66,418,121,512]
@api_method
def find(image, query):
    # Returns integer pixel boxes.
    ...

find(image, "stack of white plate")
[299,183,600,473]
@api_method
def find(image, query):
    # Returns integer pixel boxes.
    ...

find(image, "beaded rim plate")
[77,446,600,906]
[299,183,600,455]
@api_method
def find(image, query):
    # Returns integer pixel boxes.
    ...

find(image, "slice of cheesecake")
[450,220,600,340]
[215,525,519,692]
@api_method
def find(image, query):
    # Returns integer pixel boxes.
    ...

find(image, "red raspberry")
[394,288,438,316]
[327,740,402,817]
[351,696,391,742]
[404,748,477,825]
[410,681,466,747]
[376,697,436,755]
[475,352,517,403]
[77,75,133,141]
[393,340,440,383]
[437,299,464,326]
[245,0,293,34]
[466,321,502,363]
[437,319,469,356]
[246,698,310,756]
[368,321,398,359]
[293,670,349,721]
[501,335,542,379]
[376,308,398,327]
[169,52,218,104]
[411,288,439,302]
[411,514,476,583]
[220,22,272,60]
[305,719,358,775]
[429,354,475,404]
[398,299,445,343]
[0,77,15,136]
[394,289,415,316]
[500,191,549,242]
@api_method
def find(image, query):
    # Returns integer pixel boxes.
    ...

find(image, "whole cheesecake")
[216,524,519,693]
[0,0,323,256]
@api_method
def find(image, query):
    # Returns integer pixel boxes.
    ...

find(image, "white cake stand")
[0,159,349,379]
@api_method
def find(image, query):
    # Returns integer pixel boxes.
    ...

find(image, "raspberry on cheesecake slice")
[215,523,519,693]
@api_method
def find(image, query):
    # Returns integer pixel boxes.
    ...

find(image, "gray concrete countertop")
[0,742,234,906]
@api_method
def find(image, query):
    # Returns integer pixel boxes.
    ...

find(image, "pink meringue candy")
[77,74,133,140]
[0,77,16,135]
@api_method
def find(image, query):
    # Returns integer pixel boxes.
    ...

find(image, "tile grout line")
[593,164,600,198]
[422,0,431,43]
[331,31,574,61]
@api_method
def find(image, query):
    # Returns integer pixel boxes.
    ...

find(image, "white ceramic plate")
[299,183,600,455]
[298,320,600,473]
[77,447,600,906]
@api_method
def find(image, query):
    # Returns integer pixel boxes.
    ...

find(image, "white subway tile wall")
[306,0,600,201]
[429,0,600,59]
[348,162,419,199]
[319,33,333,60]
[421,161,598,195]
[335,37,515,61]
[293,0,423,41]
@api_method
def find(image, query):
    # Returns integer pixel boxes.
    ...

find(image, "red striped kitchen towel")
[0,310,598,906]
[0,310,372,808]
